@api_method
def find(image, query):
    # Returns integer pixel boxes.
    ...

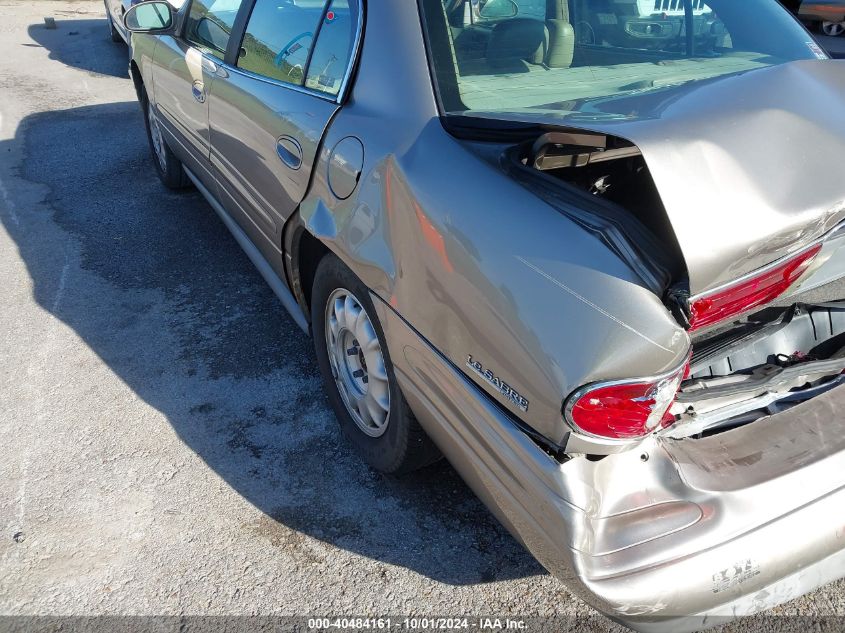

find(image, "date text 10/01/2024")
[307,618,528,630]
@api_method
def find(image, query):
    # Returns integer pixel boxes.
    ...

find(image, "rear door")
[207,0,361,275]
[152,0,244,183]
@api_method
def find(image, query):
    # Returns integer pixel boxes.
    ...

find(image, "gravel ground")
[0,2,844,631]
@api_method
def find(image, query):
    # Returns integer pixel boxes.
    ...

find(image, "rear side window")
[236,0,360,96]
[420,0,819,117]
[185,0,242,59]
[238,0,326,86]
[305,0,361,96]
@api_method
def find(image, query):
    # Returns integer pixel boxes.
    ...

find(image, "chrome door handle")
[276,136,303,170]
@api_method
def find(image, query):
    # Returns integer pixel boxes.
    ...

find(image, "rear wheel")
[312,254,441,474]
[141,90,190,190]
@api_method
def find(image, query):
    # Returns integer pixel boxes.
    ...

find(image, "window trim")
[223,63,342,103]
[415,0,462,118]
[213,0,365,105]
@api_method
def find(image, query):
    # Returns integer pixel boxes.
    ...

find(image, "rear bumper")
[373,296,845,630]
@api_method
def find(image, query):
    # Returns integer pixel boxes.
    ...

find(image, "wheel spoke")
[367,378,390,412]
[367,396,388,427]
[328,312,341,344]
[352,301,369,344]
[355,316,377,352]
[355,394,374,427]
[364,351,388,383]
[344,295,361,329]
[333,296,347,331]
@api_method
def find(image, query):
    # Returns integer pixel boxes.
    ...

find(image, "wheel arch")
[284,215,332,328]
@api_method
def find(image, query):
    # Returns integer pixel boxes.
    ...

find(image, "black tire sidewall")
[312,255,423,474]
[106,6,122,42]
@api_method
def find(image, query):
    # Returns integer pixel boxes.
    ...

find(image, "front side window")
[420,0,824,120]
[185,0,242,59]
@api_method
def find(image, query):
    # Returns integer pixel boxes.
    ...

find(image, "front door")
[151,0,243,182]
[207,0,360,274]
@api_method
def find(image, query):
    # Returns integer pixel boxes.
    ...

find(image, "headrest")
[487,18,549,71]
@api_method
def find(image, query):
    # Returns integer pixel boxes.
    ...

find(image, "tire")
[312,254,441,474]
[140,89,190,190]
[106,8,123,43]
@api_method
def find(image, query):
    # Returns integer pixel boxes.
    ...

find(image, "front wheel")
[312,254,441,474]
[141,90,190,190]
[106,7,123,42]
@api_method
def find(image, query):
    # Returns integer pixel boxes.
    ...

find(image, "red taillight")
[689,245,822,332]
[566,360,690,440]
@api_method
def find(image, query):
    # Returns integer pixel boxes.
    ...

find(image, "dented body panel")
[374,294,845,628]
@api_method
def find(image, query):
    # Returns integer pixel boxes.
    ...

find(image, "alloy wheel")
[324,288,390,438]
[822,21,845,36]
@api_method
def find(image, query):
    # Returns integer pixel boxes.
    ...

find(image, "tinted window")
[238,0,326,85]
[185,0,242,59]
[421,0,821,118]
[305,0,360,96]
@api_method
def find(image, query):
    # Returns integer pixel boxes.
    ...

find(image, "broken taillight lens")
[689,244,822,332]
[566,360,690,440]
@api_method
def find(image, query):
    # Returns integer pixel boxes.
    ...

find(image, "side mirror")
[124,1,175,33]
[478,0,519,19]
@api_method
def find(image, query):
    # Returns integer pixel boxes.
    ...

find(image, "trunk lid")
[477,60,845,295]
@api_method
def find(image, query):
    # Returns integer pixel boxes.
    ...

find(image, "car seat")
[485,0,574,71]
[545,0,575,68]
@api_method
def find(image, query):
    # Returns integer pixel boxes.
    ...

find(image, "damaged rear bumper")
[585,386,845,629]
[373,295,845,630]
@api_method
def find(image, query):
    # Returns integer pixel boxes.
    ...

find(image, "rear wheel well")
[296,230,330,322]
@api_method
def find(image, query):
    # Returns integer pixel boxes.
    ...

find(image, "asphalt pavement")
[1,2,844,631]
[817,34,845,58]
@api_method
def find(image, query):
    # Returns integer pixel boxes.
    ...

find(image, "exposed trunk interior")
[505,131,690,305]
[526,131,685,267]
[666,301,845,439]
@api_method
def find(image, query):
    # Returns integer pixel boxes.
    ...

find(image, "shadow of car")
[27,17,129,78]
[0,97,544,587]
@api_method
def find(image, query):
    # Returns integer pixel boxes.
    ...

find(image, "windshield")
[420,0,826,121]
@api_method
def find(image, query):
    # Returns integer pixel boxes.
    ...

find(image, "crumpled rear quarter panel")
[297,2,689,445]
[371,298,845,628]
